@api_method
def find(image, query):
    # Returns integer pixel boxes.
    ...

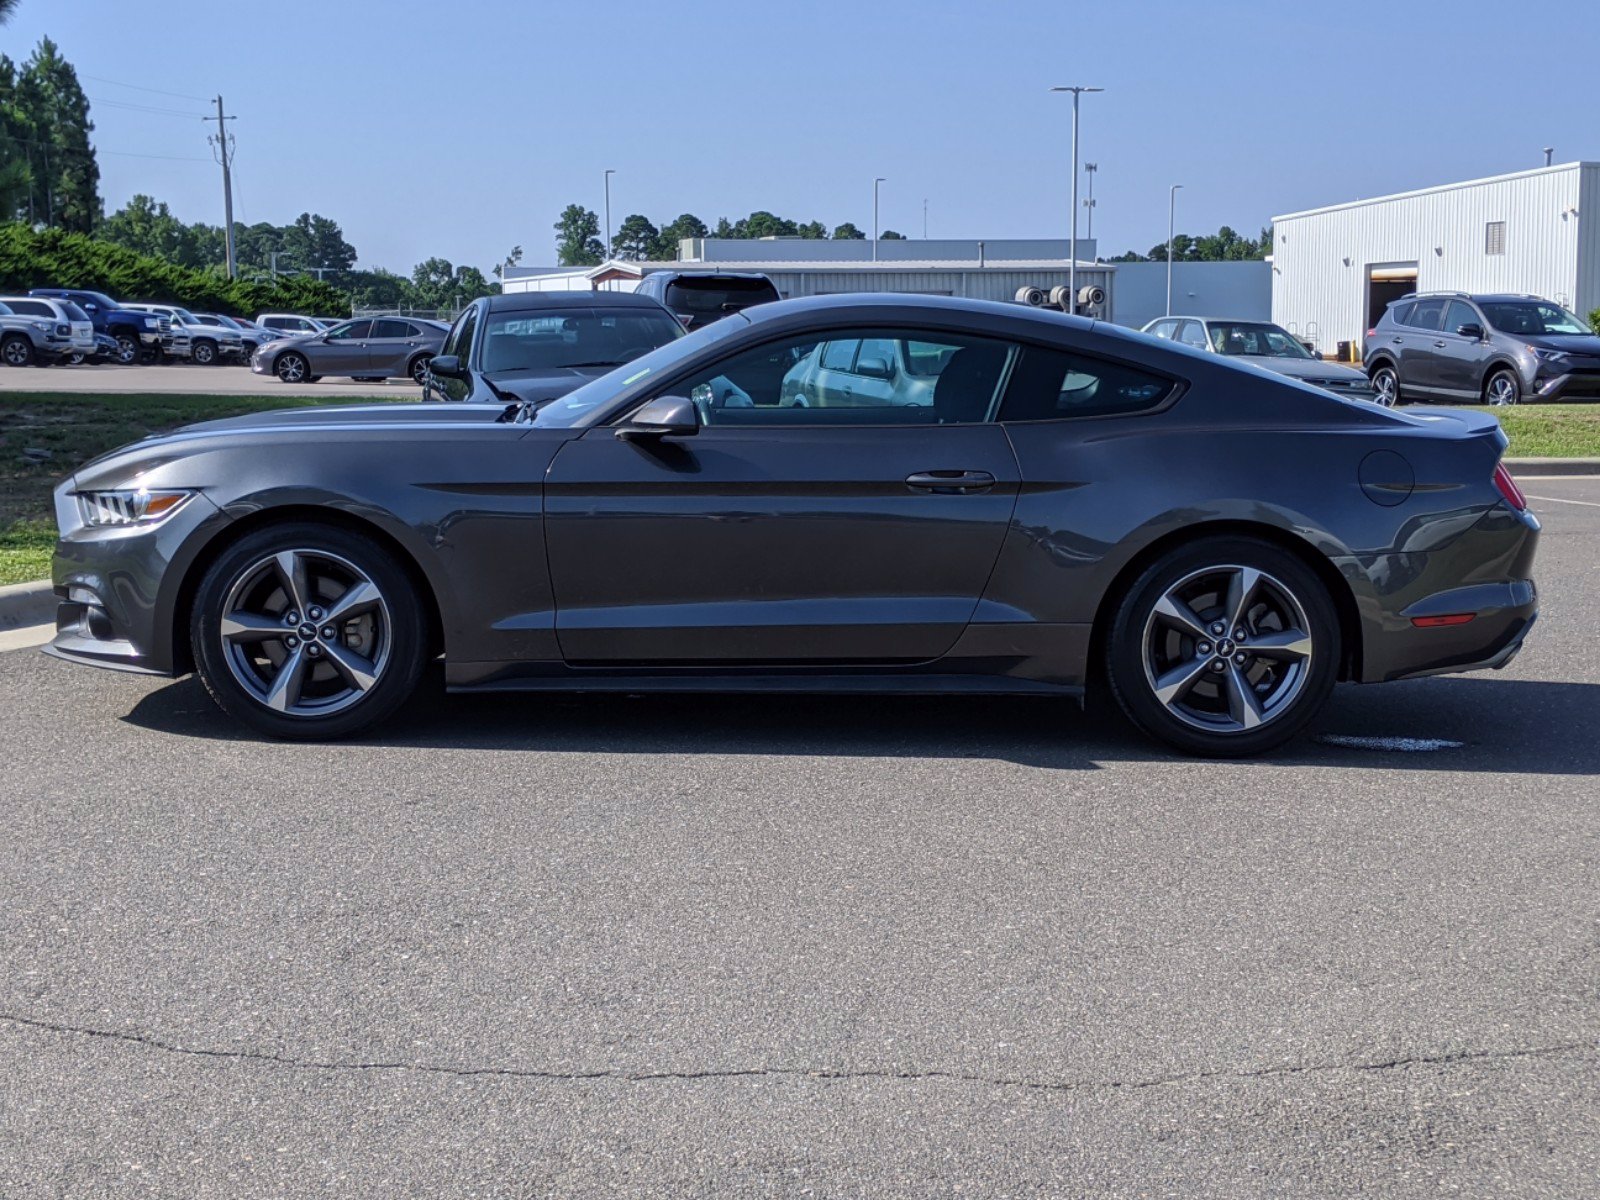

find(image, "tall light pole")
[923,197,928,240]
[1166,183,1184,316]
[603,169,615,262]
[1050,86,1102,313]
[873,177,886,261]
[1544,146,1555,166]
[1083,162,1097,243]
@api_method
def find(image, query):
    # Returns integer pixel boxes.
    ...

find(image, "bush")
[0,222,349,318]
[1589,307,1600,335]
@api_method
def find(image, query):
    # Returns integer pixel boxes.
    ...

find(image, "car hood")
[1232,355,1368,383]
[1521,333,1600,357]
[482,364,617,403]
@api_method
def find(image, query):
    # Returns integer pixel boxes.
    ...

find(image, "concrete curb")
[1504,458,1600,476]
[0,580,55,632]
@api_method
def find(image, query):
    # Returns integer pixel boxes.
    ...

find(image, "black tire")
[190,522,428,740]
[408,353,432,385]
[114,333,140,365]
[275,351,310,383]
[1368,362,1399,407]
[1104,536,1340,757]
[2,334,35,367]
[1483,366,1521,407]
[192,339,217,366]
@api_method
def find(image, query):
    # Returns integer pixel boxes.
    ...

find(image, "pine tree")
[16,37,100,233]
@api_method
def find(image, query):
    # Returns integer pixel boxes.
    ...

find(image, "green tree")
[0,0,20,23]
[796,221,827,239]
[880,230,905,240]
[611,213,659,261]
[656,213,708,259]
[0,55,35,221]
[492,244,523,279]
[15,37,100,233]
[832,222,865,240]
[408,257,497,310]
[734,210,797,239]
[101,194,200,265]
[712,216,736,238]
[554,203,603,265]
[282,212,355,271]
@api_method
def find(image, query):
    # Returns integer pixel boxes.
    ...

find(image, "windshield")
[170,308,199,324]
[1479,300,1591,336]
[482,308,682,374]
[1206,321,1314,359]
[664,277,779,315]
[526,314,746,428]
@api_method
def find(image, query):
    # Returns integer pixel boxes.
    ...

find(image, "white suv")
[256,313,328,339]
[0,295,96,366]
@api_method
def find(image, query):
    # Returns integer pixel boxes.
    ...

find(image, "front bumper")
[1533,368,1600,402]
[46,492,230,676]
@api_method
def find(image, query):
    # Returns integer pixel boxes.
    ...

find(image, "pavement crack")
[1,1011,1593,1093]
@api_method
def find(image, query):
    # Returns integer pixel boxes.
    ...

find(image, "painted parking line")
[1527,494,1600,508]
[1317,734,1465,752]
[0,625,52,654]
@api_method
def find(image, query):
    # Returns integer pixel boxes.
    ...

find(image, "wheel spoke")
[1153,656,1212,709]
[1249,628,1313,662]
[1224,662,1265,729]
[220,610,284,642]
[1223,566,1262,635]
[323,642,379,693]
[271,550,310,616]
[322,579,380,626]
[1153,591,1210,641]
[264,645,309,712]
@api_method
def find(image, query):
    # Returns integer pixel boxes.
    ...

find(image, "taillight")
[1365,328,1376,339]
[1493,462,1527,511]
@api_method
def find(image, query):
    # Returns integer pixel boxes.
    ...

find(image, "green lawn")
[1472,404,1600,459]
[0,391,409,585]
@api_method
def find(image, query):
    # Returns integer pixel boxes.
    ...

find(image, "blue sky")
[6,0,1597,276]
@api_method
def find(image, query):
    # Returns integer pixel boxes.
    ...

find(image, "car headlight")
[75,488,196,528]
[142,316,158,327]
[1531,346,1569,364]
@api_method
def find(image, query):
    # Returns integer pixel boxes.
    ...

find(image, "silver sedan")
[252,317,448,385]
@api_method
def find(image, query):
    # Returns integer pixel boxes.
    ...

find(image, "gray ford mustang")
[45,294,1539,756]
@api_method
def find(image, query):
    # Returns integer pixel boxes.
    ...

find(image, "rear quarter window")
[998,345,1177,421]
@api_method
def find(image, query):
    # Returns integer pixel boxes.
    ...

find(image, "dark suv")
[633,271,780,331]
[1363,292,1600,406]
[30,288,168,364]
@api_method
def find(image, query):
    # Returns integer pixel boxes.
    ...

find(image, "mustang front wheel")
[191,524,427,739]
[1105,538,1339,756]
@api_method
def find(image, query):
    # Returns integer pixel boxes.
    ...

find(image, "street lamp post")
[873,177,886,261]
[1083,162,1097,242]
[1051,86,1102,313]
[1167,184,1184,316]
[603,169,616,262]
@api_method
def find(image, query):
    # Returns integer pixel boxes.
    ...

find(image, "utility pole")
[1051,85,1102,313]
[603,169,615,262]
[204,96,237,278]
[873,177,885,261]
[1167,184,1183,316]
[1083,163,1097,243]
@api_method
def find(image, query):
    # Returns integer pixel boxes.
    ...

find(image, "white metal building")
[1271,162,1600,356]
[502,238,1118,318]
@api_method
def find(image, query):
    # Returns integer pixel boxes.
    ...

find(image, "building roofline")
[1272,161,1597,223]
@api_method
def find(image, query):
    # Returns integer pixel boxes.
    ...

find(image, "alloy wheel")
[115,335,138,364]
[277,354,307,383]
[1140,564,1315,734]
[1486,373,1519,406]
[1370,368,1397,406]
[409,355,431,384]
[2,338,30,366]
[218,548,391,718]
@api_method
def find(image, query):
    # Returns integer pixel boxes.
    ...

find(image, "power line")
[89,96,210,120]
[0,130,207,163]
[79,73,210,104]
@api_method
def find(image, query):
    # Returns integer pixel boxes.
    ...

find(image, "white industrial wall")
[1272,163,1588,354]
[1110,261,1271,330]
[758,267,1113,307]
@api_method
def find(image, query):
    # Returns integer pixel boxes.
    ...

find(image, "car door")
[1145,319,1179,341]
[314,320,372,373]
[542,325,1024,664]
[366,318,422,375]
[1435,299,1487,397]
[1397,298,1447,394]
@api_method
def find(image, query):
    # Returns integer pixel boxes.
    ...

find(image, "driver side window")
[663,327,1016,426]
[326,320,372,341]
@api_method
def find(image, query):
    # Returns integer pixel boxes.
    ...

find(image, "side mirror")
[429,354,465,378]
[856,356,894,380]
[1456,323,1484,340]
[84,302,98,312]
[617,395,699,440]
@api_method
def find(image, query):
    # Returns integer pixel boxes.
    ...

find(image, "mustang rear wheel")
[1105,537,1339,756]
[191,524,427,739]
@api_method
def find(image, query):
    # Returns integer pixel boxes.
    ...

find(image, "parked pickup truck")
[126,303,238,364]
[29,288,169,364]
[0,295,96,365]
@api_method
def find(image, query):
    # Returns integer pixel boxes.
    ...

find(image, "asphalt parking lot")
[1,362,418,398]
[1,478,1596,1197]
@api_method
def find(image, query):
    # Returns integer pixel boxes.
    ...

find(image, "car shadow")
[120,671,1600,775]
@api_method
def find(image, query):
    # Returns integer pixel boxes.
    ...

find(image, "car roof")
[739,291,1096,335]
[482,290,668,314]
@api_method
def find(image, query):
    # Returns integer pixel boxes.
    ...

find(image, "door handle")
[905,469,996,494]
[1390,337,1403,344]
[1433,340,1447,348]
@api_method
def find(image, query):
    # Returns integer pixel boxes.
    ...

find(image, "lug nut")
[306,643,322,658]
[1234,652,1249,665]
[284,635,299,649]
[1234,627,1248,641]
[321,626,336,640]
[284,611,300,626]
[308,607,324,621]
[1211,660,1227,673]
[1197,641,1212,655]
[1210,622,1225,636]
